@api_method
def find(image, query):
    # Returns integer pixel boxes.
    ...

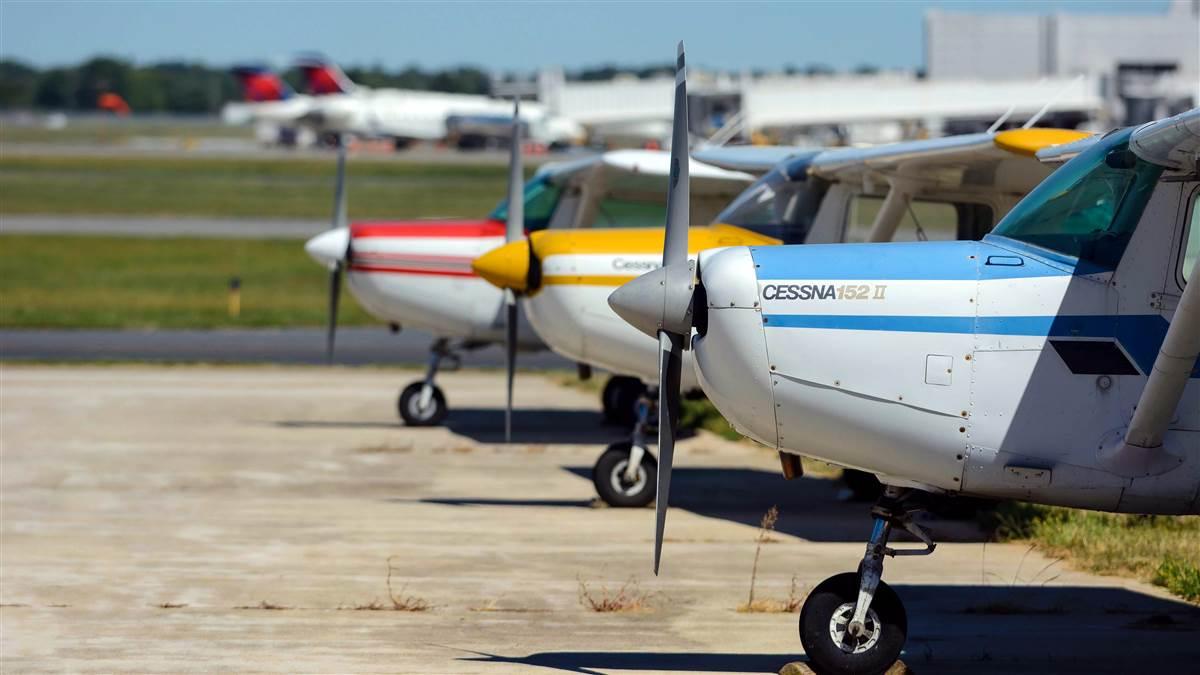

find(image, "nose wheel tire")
[601,377,647,426]
[592,441,657,507]
[397,382,448,427]
[799,572,906,675]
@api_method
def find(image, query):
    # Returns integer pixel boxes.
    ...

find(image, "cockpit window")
[714,167,829,244]
[489,176,564,232]
[990,127,1164,270]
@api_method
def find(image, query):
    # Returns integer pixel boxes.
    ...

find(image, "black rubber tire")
[799,573,906,675]
[842,470,884,502]
[397,382,448,427]
[592,441,657,508]
[601,376,645,426]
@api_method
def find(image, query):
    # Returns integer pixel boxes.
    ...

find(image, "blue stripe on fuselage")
[761,313,1199,378]
[750,240,1069,281]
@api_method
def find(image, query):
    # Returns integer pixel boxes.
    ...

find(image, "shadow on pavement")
[414,497,595,508]
[457,650,797,674]
[444,408,621,445]
[460,586,1198,674]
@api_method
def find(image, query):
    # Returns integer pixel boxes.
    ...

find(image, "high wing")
[807,128,1090,195]
[692,145,816,175]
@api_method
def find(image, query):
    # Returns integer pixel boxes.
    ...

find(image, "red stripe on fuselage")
[351,220,506,239]
[349,264,479,278]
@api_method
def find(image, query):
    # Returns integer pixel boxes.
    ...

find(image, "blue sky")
[0,1,1172,72]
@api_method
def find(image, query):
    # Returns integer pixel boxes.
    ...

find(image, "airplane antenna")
[1022,74,1084,129]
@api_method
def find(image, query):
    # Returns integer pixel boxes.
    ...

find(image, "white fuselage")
[523,252,703,391]
[692,173,1200,514]
[345,221,543,347]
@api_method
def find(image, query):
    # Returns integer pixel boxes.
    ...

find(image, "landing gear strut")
[397,338,460,426]
[600,376,647,426]
[799,487,936,675]
[592,388,658,507]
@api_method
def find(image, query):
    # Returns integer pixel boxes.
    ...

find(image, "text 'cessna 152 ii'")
[608,43,1198,675]
[303,135,752,426]
[473,101,1089,507]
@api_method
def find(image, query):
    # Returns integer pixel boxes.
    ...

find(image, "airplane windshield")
[989,127,1164,270]
[489,176,564,232]
[714,167,829,244]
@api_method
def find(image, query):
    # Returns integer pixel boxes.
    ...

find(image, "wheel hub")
[829,602,881,654]
[610,459,647,496]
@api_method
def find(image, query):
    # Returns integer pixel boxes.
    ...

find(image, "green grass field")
[991,502,1200,603]
[0,154,512,219]
[0,119,255,145]
[0,234,374,329]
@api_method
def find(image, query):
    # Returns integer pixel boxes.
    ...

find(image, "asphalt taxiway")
[3,365,1196,673]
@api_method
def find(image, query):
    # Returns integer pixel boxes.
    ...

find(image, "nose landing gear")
[592,388,658,507]
[799,487,935,675]
[397,338,462,426]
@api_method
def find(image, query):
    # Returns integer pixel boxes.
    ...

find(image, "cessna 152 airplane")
[609,43,1199,675]
[473,111,1089,507]
[303,140,753,426]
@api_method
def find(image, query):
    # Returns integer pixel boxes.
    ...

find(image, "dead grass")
[577,575,656,613]
[235,600,290,610]
[356,444,413,454]
[743,506,779,609]
[738,575,807,614]
[385,556,432,611]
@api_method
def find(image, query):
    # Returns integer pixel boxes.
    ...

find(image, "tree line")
[0,56,883,113]
[0,57,500,113]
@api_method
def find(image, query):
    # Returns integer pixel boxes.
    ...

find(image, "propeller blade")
[651,40,691,575]
[500,97,524,441]
[662,41,690,268]
[506,98,523,244]
[325,262,342,364]
[654,329,683,574]
[505,293,517,443]
[324,137,349,364]
[332,136,348,230]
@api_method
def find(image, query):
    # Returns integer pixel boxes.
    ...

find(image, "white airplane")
[220,65,318,146]
[610,43,1199,674]
[303,143,753,426]
[473,122,1089,506]
[292,57,585,149]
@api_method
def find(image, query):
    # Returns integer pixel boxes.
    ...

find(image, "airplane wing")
[808,128,1092,195]
[598,149,756,196]
[691,145,814,174]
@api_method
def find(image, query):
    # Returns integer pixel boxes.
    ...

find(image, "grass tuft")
[577,575,655,613]
[1154,557,1200,603]
[989,502,1200,603]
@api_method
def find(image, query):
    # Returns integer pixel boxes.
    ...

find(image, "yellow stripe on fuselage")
[542,274,639,287]
[529,223,779,258]
[993,128,1091,157]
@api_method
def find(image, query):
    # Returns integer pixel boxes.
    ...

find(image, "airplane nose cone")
[473,240,531,292]
[305,227,350,267]
[608,265,669,339]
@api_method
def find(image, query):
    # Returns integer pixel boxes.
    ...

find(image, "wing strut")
[1101,261,1200,477]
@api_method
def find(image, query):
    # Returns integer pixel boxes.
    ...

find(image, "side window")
[1182,191,1199,286]
[592,196,667,229]
[844,196,964,243]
